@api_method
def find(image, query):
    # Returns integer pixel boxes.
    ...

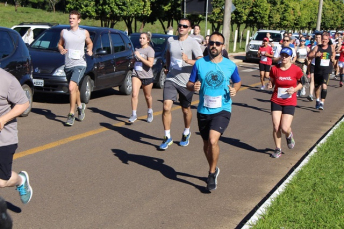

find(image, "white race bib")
[171,57,183,70]
[69,49,81,60]
[277,87,292,99]
[260,56,268,62]
[320,59,330,66]
[134,62,143,71]
[204,95,222,108]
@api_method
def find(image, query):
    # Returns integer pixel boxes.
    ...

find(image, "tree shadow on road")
[100,122,161,148]
[112,149,210,193]
[88,107,127,122]
[221,136,273,156]
[233,102,270,114]
[31,108,66,124]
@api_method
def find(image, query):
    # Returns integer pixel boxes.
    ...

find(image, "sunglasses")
[209,41,224,46]
[301,40,306,42]
[178,24,189,29]
[283,39,290,42]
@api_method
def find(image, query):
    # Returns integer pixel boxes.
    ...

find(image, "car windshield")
[130,35,168,53]
[13,27,30,36]
[31,29,95,51]
[253,32,282,42]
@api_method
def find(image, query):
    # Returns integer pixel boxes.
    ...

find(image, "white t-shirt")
[273,45,296,63]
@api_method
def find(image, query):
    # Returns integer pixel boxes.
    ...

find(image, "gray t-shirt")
[62,28,87,68]
[166,36,203,87]
[133,46,155,79]
[189,34,204,44]
[0,68,28,146]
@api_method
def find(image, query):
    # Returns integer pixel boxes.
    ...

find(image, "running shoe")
[128,115,137,123]
[159,136,173,150]
[207,167,220,191]
[179,133,191,146]
[318,102,324,110]
[315,101,320,109]
[16,171,32,204]
[307,95,314,101]
[77,103,86,121]
[286,132,295,149]
[301,87,306,96]
[260,85,265,90]
[65,113,75,126]
[340,82,343,87]
[271,148,282,158]
[147,112,153,123]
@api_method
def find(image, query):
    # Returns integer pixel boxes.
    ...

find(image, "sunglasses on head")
[209,41,223,47]
[178,24,189,29]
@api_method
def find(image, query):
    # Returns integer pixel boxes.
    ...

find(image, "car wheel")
[154,68,166,89]
[21,84,33,117]
[119,71,132,95]
[80,75,92,104]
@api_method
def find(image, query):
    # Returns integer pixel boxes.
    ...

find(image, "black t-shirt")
[315,45,333,74]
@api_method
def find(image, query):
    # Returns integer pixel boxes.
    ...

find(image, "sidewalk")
[228,51,246,64]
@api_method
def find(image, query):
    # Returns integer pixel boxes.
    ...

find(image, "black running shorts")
[271,101,295,115]
[259,63,271,72]
[0,144,18,180]
[197,110,231,140]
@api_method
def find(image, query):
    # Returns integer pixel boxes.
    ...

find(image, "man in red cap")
[258,37,274,90]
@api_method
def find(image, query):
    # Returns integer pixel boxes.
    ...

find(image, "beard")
[209,47,221,58]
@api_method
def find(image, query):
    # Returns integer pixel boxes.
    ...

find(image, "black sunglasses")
[301,40,306,42]
[283,39,290,42]
[178,24,189,29]
[209,41,224,47]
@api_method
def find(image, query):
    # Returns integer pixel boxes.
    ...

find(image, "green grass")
[251,120,344,228]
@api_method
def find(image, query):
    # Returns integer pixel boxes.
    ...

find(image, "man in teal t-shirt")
[187,32,241,191]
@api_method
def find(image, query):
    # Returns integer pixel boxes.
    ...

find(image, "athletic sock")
[18,174,25,186]
[132,110,137,116]
[165,130,171,139]
[147,108,153,114]
[183,128,190,136]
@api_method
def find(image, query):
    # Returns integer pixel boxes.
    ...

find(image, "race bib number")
[277,88,292,99]
[320,59,330,66]
[171,57,183,70]
[260,56,268,62]
[134,62,143,71]
[204,95,222,108]
[69,49,81,60]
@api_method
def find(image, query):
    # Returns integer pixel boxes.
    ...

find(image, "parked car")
[11,22,56,45]
[29,25,135,103]
[129,33,176,89]
[0,27,34,116]
[245,30,284,62]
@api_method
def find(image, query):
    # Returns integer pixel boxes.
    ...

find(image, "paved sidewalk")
[228,51,246,64]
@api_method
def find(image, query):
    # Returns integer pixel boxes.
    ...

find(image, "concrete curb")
[241,114,344,228]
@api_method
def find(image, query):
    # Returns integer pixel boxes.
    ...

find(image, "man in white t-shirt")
[274,36,296,63]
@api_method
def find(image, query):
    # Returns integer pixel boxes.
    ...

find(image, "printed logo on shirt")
[205,70,224,88]
[278,76,292,81]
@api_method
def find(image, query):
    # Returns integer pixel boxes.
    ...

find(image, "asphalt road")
[3,60,344,229]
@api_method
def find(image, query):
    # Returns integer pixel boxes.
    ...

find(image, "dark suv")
[29,25,135,103]
[0,27,34,116]
[129,33,176,89]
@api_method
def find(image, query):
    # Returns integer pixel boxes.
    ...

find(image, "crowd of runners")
[1,11,343,214]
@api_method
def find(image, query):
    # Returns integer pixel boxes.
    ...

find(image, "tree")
[48,0,60,12]
[208,0,225,32]
[246,0,270,30]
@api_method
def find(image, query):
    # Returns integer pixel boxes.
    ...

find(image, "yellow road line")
[14,81,262,160]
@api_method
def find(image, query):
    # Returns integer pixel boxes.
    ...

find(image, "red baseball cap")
[263,37,269,42]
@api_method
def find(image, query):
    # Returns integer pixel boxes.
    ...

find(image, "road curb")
[239,114,344,228]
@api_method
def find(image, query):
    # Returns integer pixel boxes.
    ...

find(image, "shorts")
[259,63,271,72]
[338,61,344,68]
[271,102,295,115]
[197,110,231,140]
[0,144,18,180]
[314,73,330,87]
[65,66,86,85]
[163,80,193,108]
[335,55,340,60]
[310,64,315,74]
[132,75,153,86]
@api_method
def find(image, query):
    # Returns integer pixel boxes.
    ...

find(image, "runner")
[58,10,93,126]
[189,24,204,45]
[0,68,32,204]
[187,31,241,190]
[159,18,203,150]
[307,33,322,101]
[338,38,344,87]
[128,32,155,123]
[295,37,310,96]
[258,37,274,90]
[333,36,342,79]
[274,36,296,64]
[308,32,336,110]
[268,47,303,158]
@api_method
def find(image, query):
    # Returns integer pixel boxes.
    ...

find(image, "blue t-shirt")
[189,56,241,114]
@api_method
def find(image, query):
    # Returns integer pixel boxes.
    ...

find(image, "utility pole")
[223,0,232,51]
[316,0,323,30]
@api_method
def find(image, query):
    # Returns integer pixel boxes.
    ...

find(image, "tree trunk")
[134,17,137,33]
[159,19,166,33]
[139,21,145,33]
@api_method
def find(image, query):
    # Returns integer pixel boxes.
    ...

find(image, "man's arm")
[57,30,67,55]
[182,55,202,66]
[0,102,29,130]
[308,45,318,58]
[85,30,93,56]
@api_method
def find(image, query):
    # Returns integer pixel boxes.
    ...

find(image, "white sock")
[288,132,292,138]
[78,105,82,109]
[18,174,25,186]
[183,128,190,136]
[132,110,137,116]
[148,108,153,114]
[165,130,171,139]
[316,98,320,102]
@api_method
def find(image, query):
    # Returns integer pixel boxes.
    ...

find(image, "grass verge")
[251,119,344,228]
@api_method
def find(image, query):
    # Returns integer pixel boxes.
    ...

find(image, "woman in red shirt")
[268,47,303,158]
[258,37,274,90]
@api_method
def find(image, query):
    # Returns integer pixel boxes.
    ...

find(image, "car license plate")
[33,79,44,87]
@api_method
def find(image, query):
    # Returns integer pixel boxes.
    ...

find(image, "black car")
[0,27,34,116]
[29,25,135,103]
[129,33,176,89]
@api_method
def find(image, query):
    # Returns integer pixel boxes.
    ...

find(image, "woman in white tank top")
[295,39,310,96]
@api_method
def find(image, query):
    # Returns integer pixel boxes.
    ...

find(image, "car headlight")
[249,44,255,49]
[53,65,66,76]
